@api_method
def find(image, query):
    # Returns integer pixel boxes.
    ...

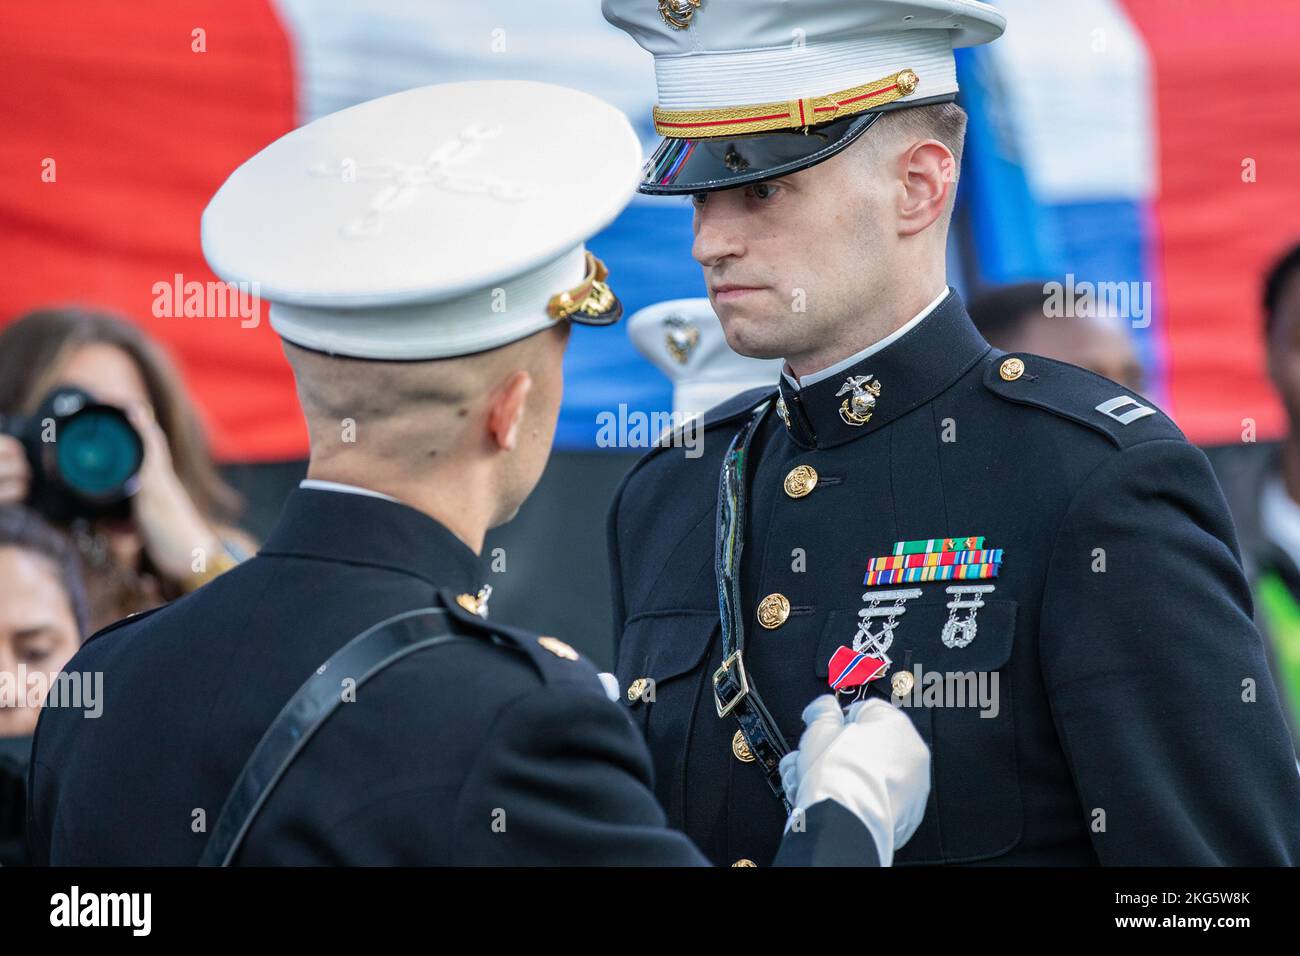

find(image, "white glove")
[596,672,620,702]
[779,695,931,866]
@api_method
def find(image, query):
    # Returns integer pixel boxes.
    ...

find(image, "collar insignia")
[836,374,881,426]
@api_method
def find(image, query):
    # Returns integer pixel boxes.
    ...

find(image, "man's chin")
[716,307,790,361]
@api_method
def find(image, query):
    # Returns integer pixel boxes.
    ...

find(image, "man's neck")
[784,282,949,382]
[304,458,492,554]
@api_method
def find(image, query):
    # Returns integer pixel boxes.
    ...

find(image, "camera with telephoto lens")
[0,386,144,522]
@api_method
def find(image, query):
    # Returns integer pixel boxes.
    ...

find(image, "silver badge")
[852,587,923,670]
[941,585,995,648]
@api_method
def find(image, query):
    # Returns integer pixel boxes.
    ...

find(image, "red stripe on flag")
[0,0,303,461]
[1120,0,1300,444]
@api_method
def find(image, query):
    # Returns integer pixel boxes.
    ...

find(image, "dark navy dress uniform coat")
[607,290,1300,867]
[27,488,876,866]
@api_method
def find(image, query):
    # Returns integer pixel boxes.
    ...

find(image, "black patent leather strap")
[716,402,792,812]
[199,607,458,866]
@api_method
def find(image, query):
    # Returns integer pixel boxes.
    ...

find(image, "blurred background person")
[967,282,1146,393]
[0,309,252,632]
[1204,240,1300,755]
[0,504,88,865]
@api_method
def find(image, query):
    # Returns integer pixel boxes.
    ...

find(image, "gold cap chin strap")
[546,251,622,326]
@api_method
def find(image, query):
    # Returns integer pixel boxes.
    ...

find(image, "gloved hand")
[779,695,930,865]
[596,672,620,702]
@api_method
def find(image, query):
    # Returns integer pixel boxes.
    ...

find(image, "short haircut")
[877,101,969,170]
[967,282,1056,347]
[0,505,89,638]
[1263,239,1300,337]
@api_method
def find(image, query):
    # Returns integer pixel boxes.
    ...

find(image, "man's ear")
[897,140,955,238]
[486,370,533,451]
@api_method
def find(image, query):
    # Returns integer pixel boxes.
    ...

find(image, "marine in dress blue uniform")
[26,81,924,866]
[604,0,1300,866]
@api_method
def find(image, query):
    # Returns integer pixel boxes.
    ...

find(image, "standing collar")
[261,487,485,594]
[774,289,990,450]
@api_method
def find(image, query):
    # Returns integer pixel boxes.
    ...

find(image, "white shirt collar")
[782,286,950,391]
[299,479,400,504]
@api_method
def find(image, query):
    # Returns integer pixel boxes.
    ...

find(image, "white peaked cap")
[202,81,643,359]
[628,297,784,416]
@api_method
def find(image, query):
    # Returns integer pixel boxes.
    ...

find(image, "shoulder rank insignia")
[1095,395,1156,426]
[836,374,881,426]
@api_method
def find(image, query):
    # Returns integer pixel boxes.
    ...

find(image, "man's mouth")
[712,283,766,302]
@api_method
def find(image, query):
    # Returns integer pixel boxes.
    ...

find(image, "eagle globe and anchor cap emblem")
[662,313,701,364]
[658,0,702,30]
[836,374,882,426]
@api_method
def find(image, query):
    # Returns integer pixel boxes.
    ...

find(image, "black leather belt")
[715,401,793,813]
[199,607,459,866]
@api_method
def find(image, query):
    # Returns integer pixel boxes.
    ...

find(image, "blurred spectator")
[1204,241,1300,755]
[0,308,253,631]
[968,282,1145,393]
[0,504,88,865]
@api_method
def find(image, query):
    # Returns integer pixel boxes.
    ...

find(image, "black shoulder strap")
[713,400,793,813]
[198,607,459,866]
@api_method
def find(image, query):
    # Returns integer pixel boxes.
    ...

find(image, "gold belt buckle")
[712,650,750,717]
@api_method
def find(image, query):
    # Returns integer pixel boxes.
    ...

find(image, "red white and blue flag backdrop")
[1,0,1297,460]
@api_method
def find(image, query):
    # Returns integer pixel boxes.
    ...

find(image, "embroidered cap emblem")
[663,314,701,364]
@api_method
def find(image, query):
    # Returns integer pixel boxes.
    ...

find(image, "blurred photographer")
[0,308,252,631]
[0,504,88,865]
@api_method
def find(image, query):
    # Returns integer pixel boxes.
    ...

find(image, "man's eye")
[690,192,708,207]
[747,183,779,201]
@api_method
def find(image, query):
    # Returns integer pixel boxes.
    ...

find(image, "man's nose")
[692,201,746,268]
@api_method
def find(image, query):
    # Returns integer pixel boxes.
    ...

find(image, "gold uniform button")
[627,677,650,703]
[783,464,818,499]
[891,669,915,697]
[732,729,755,763]
[756,593,791,629]
[537,636,578,661]
[999,357,1025,381]
[731,858,757,868]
